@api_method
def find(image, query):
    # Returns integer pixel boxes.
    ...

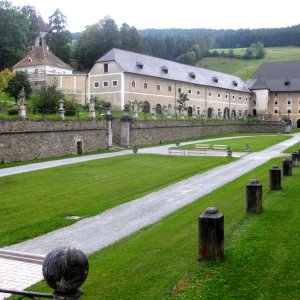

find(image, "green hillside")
[197,47,300,80]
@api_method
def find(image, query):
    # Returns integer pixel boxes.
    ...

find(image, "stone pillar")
[282,157,292,176]
[42,246,88,300]
[89,97,96,120]
[246,179,262,213]
[199,207,224,261]
[106,114,113,149]
[269,165,281,190]
[58,99,65,121]
[151,107,157,120]
[120,104,132,148]
[18,87,27,120]
[291,152,298,167]
[133,101,139,120]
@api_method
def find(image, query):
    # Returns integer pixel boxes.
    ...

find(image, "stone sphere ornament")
[42,246,89,293]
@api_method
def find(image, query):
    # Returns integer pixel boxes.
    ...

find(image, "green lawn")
[199,47,300,80]
[0,154,233,247]
[20,157,300,300]
[180,134,290,152]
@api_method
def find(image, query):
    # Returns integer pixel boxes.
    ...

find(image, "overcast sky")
[10,0,300,32]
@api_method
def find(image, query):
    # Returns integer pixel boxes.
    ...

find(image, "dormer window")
[212,76,218,83]
[284,79,290,86]
[161,66,168,74]
[232,80,238,87]
[136,61,143,69]
[189,72,196,79]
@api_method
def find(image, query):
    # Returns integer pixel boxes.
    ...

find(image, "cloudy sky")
[10,0,300,32]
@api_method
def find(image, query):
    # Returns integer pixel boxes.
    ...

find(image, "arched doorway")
[224,107,229,119]
[297,119,300,128]
[142,101,150,113]
[156,103,162,114]
[188,106,193,117]
[231,110,236,120]
[207,107,213,118]
[253,109,257,116]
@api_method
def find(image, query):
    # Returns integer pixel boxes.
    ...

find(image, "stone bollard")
[246,179,262,213]
[269,165,281,190]
[291,152,299,167]
[199,207,224,261]
[43,246,89,300]
[282,157,292,176]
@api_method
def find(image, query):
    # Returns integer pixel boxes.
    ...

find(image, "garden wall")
[127,120,286,146]
[0,120,108,163]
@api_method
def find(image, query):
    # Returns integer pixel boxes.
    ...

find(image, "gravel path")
[4,134,299,256]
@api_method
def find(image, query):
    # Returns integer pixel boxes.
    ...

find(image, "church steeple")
[34,16,49,47]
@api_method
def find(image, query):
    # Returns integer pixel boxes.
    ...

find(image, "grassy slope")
[22,157,300,300]
[0,154,233,247]
[198,47,300,80]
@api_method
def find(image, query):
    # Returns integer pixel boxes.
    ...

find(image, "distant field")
[198,47,300,80]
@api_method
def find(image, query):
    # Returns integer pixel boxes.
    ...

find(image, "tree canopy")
[0,1,30,69]
[46,9,72,63]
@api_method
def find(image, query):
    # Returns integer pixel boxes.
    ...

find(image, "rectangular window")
[275,92,278,96]
[232,95,235,100]
[197,90,200,95]
[103,81,109,87]
[245,97,248,101]
[104,63,109,73]
[188,89,192,94]
[94,81,100,88]
[287,109,291,113]
[168,85,172,92]
[112,80,118,87]
[178,87,182,93]
[287,99,291,105]
[197,106,200,115]
[217,93,221,98]
[132,80,136,88]
[239,109,242,117]
[275,101,278,105]
[274,109,278,114]
[156,84,161,91]
[239,96,242,101]
[225,94,228,99]
[208,92,212,97]
[144,82,148,89]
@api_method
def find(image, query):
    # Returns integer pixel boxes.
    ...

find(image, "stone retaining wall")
[128,120,286,145]
[0,120,108,163]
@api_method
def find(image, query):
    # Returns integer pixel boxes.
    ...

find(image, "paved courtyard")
[0,134,299,299]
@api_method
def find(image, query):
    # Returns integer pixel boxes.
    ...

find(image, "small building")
[87,48,252,118]
[12,16,73,92]
[247,61,300,126]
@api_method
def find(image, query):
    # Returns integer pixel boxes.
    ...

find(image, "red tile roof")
[13,46,72,71]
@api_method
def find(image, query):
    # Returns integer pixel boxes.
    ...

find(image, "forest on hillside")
[1,0,300,72]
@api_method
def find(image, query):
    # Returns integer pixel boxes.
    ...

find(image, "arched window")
[142,101,150,113]
[188,106,193,117]
[156,103,162,114]
[207,107,213,118]
[224,107,229,119]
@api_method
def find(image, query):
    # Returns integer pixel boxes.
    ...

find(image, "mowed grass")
[0,154,234,247]
[23,157,300,300]
[199,47,300,80]
[180,134,290,152]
